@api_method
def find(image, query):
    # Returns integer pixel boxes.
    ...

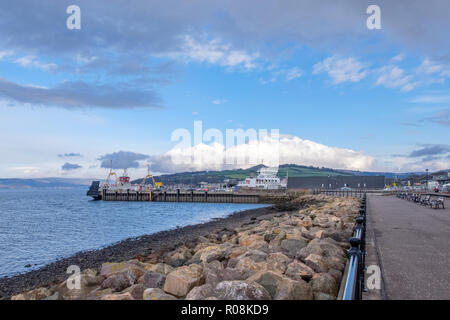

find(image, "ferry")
[237,166,287,190]
[86,163,162,200]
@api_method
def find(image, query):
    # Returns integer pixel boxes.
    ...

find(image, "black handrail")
[342,193,367,300]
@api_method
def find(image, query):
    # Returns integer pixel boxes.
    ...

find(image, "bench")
[431,197,445,209]
[420,195,431,206]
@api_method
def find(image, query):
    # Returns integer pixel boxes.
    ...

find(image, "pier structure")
[96,187,260,203]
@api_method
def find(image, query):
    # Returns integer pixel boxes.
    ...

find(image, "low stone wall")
[11,195,360,300]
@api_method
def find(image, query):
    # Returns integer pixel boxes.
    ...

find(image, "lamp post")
[426,168,429,190]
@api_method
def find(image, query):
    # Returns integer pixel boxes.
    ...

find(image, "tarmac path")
[367,194,450,299]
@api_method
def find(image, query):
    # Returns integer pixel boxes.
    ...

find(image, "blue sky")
[0,0,449,178]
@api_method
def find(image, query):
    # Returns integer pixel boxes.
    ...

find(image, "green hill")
[132,164,350,186]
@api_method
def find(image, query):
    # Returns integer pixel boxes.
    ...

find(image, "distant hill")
[132,164,352,186]
[335,169,424,178]
[132,164,446,187]
[0,178,94,189]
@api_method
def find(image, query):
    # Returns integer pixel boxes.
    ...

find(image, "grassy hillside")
[132,164,351,186]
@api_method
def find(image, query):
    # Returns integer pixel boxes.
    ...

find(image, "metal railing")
[342,193,367,300]
[313,189,366,198]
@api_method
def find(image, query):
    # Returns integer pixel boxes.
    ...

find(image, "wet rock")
[143,288,177,300]
[163,264,205,297]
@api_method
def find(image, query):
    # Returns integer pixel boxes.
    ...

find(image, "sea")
[0,188,267,278]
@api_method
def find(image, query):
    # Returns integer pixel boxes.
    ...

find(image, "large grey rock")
[121,284,145,300]
[280,239,308,257]
[185,284,215,300]
[101,270,137,292]
[11,287,52,300]
[304,254,329,273]
[285,260,315,281]
[43,292,64,300]
[247,271,285,298]
[213,281,272,300]
[266,252,292,274]
[100,261,145,279]
[163,264,205,297]
[311,273,338,299]
[142,271,166,289]
[55,268,104,299]
[274,278,313,300]
[236,249,268,263]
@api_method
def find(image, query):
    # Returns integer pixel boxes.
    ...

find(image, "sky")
[0,0,449,179]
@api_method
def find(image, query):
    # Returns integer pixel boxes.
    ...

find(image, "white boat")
[238,166,287,190]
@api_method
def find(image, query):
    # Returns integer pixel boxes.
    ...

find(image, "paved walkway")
[367,194,450,300]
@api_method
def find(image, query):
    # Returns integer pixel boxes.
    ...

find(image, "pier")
[99,189,260,203]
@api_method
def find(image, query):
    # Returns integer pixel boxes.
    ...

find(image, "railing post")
[343,237,362,300]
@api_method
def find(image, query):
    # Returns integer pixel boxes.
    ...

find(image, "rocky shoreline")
[4,194,360,300]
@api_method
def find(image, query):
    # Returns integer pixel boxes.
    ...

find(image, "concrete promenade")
[367,194,450,299]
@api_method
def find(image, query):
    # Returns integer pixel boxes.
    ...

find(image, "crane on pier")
[140,165,162,190]
[104,160,117,188]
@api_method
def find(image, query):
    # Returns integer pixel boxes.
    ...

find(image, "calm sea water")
[0,188,267,278]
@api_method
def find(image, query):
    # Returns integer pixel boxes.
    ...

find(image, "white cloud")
[149,135,375,173]
[381,156,450,173]
[0,50,13,60]
[212,99,228,105]
[259,66,303,84]
[14,55,57,71]
[417,58,443,75]
[178,35,259,70]
[375,65,416,92]
[285,67,303,81]
[313,56,367,84]
[410,94,450,104]
[391,54,405,62]
[417,58,450,78]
